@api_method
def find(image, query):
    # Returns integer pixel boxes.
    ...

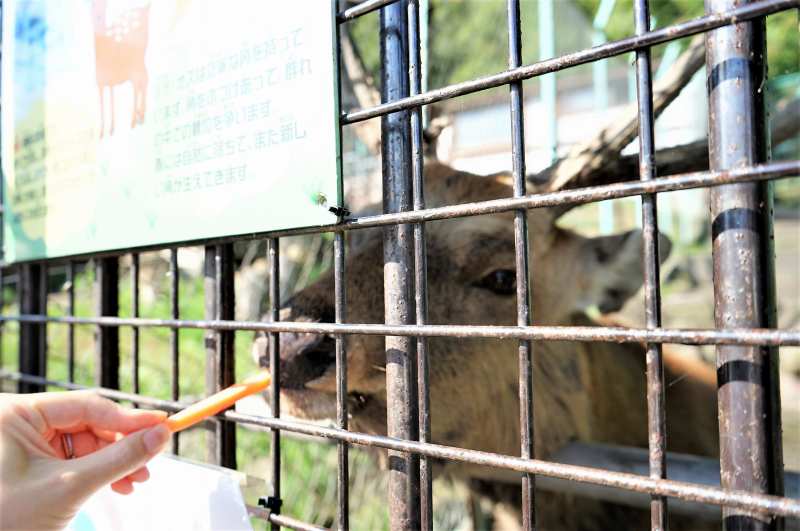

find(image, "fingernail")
[143,424,171,453]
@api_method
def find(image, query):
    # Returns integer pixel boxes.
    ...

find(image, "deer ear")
[583,229,672,314]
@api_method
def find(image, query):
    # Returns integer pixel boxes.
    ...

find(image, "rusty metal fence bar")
[1,161,793,266]
[0,0,798,529]
[170,249,181,454]
[381,3,421,530]
[204,244,237,467]
[334,232,349,531]
[631,0,668,527]
[67,261,76,384]
[2,313,800,346]
[333,6,350,529]
[130,256,139,399]
[3,162,793,271]
[17,264,45,393]
[268,238,283,530]
[204,247,216,461]
[342,0,796,124]
[3,370,799,521]
[506,1,536,529]
[407,0,432,528]
[249,504,331,531]
[16,266,34,392]
[338,0,399,22]
[704,1,785,529]
[262,511,330,531]
[39,266,47,390]
[218,244,238,469]
[94,258,118,390]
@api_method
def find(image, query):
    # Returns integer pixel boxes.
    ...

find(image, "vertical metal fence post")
[67,262,76,384]
[39,265,48,386]
[381,3,420,529]
[332,4,350,531]
[204,246,218,460]
[632,0,668,528]
[507,1,535,528]
[170,249,180,454]
[269,237,282,530]
[704,1,784,529]
[217,244,237,467]
[18,264,45,393]
[334,4,350,527]
[130,255,140,405]
[95,258,119,389]
[408,0,432,529]
[204,244,237,467]
[334,232,349,531]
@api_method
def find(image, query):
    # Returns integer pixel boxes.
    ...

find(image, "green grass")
[0,250,480,529]
[0,261,406,530]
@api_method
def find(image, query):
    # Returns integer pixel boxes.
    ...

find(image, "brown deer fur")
[252,162,719,530]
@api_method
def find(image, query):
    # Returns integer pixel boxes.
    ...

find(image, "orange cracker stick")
[165,371,271,432]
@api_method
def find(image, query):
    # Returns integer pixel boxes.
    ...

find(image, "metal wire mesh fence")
[1,0,799,530]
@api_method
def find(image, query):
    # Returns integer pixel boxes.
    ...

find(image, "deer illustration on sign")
[92,1,151,138]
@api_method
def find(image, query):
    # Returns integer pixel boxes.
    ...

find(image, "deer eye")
[474,269,516,296]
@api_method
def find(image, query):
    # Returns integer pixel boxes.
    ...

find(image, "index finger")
[30,391,167,434]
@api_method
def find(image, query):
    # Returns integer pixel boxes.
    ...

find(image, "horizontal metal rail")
[247,506,330,531]
[2,370,798,519]
[268,513,328,531]
[543,442,800,518]
[337,0,399,21]
[341,0,798,123]
[0,162,796,268]
[1,314,798,346]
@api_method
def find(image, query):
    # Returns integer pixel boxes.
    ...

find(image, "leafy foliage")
[573,1,798,82]
[348,0,798,93]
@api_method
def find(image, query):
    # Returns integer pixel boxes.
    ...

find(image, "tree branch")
[536,35,707,193]
[545,96,799,219]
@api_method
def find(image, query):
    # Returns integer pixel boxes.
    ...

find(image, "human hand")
[0,391,170,531]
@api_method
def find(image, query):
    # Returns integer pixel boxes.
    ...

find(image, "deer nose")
[251,306,336,389]
[280,332,336,389]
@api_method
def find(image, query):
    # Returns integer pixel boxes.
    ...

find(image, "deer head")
[251,39,713,436]
[251,159,672,435]
[246,33,752,529]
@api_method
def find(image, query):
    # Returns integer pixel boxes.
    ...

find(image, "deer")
[251,35,798,529]
[91,0,151,138]
[252,157,723,530]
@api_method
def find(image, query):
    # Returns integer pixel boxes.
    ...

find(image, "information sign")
[2,0,341,262]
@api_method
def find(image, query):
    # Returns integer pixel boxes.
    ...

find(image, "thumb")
[68,423,171,496]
